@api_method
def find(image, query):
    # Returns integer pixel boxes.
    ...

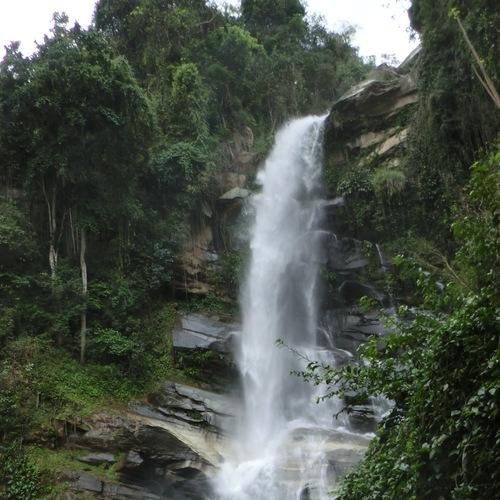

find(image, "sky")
[0,0,418,63]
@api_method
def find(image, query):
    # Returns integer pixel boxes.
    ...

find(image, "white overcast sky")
[0,0,418,63]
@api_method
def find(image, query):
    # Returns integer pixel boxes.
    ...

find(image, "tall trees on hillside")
[94,0,368,131]
[0,15,154,359]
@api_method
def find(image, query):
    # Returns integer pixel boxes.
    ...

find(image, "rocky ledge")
[60,377,236,499]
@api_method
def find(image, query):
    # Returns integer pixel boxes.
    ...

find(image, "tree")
[2,15,154,358]
[241,0,306,47]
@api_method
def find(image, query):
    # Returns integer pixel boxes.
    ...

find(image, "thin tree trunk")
[42,180,58,279]
[79,228,88,364]
[42,179,62,345]
[455,16,500,109]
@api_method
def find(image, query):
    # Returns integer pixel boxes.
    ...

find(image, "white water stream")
[214,116,351,499]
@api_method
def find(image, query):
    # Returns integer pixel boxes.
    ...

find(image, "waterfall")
[215,116,343,500]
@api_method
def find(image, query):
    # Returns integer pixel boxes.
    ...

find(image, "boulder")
[172,314,238,353]
[77,452,116,465]
[68,471,161,499]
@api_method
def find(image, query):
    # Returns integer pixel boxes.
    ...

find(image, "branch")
[454,14,500,109]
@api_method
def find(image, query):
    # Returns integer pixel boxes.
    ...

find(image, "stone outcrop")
[324,63,418,174]
[172,314,238,353]
[174,127,257,297]
[315,58,422,434]
[63,378,236,498]
[172,313,239,388]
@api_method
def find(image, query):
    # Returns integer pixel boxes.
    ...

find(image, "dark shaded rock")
[68,471,162,499]
[321,309,387,355]
[348,405,378,434]
[102,481,161,499]
[338,280,384,305]
[71,472,102,493]
[323,197,345,218]
[327,237,368,272]
[120,450,144,470]
[172,314,240,388]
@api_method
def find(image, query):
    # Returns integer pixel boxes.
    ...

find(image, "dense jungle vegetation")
[0,0,498,498]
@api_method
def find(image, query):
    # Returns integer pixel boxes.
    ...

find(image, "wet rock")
[102,482,161,498]
[348,405,378,434]
[120,450,144,470]
[172,313,238,353]
[327,237,368,272]
[321,309,387,354]
[338,280,384,305]
[326,446,367,476]
[148,381,237,434]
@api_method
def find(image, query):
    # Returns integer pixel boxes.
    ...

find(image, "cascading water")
[215,116,347,500]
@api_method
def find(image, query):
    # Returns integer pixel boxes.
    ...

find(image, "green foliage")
[241,0,306,48]
[0,200,37,263]
[371,167,406,198]
[167,63,209,140]
[302,149,500,499]
[403,0,499,242]
[452,150,499,290]
[27,445,120,483]
[149,140,215,204]
[89,327,136,361]
[182,293,236,318]
[0,443,41,500]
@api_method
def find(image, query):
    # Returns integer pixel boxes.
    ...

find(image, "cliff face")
[174,53,420,299]
[317,52,420,384]
[323,53,419,242]
[324,63,417,189]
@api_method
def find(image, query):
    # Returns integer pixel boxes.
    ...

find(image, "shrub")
[371,167,406,197]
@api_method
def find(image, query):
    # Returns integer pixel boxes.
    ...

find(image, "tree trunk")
[42,180,58,280]
[42,179,62,345]
[455,16,500,109]
[79,228,88,364]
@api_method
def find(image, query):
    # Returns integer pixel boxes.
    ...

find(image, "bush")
[371,167,406,198]
[0,443,40,500]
